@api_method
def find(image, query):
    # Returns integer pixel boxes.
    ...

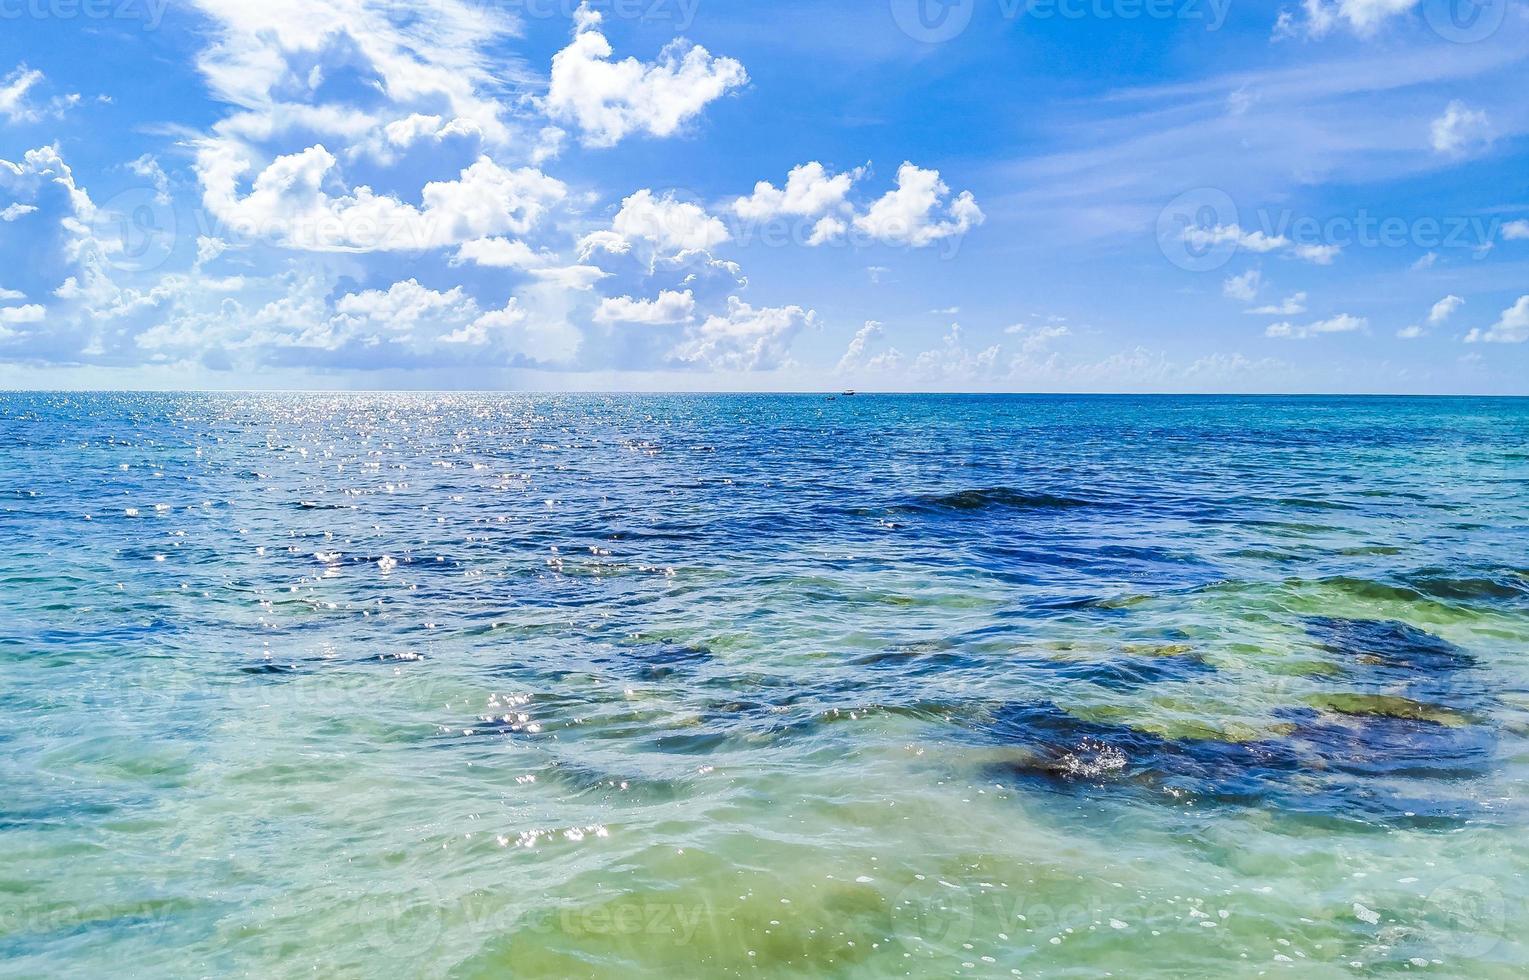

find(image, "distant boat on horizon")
[841,390,856,396]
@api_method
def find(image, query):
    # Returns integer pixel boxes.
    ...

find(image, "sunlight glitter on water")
[1,392,1527,977]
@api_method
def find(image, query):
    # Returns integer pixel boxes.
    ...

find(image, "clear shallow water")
[2,392,1527,978]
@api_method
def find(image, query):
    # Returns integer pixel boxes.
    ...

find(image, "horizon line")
[1,389,1526,398]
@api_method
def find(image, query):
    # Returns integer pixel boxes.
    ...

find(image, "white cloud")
[1223,269,1262,302]
[1265,313,1367,339]
[582,189,731,259]
[733,162,860,221]
[450,236,611,294]
[0,65,79,123]
[1277,0,1420,39]
[1,203,37,221]
[196,236,229,266]
[189,0,517,152]
[0,304,44,324]
[1246,292,1307,315]
[526,265,609,290]
[127,154,171,205]
[1502,220,1529,241]
[1,145,96,227]
[1186,225,1339,265]
[593,289,696,325]
[1430,101,1491,156]
[672,296,815,371]
[1183,224,1289,254]
[1293,243,1342,265]
[0,287,23,300]
[1397,324,1424,339]
[383,113,484,151]
[545,3,746,148]
[327,279,477,340]
[1428,294,1464,325]
[198,145,567,252]
[444,298,526,346]
[290,278,545,352]
[808,216,847,245]
[453,237,552,269]
[1464,296,1529,344]
[854,163,983,247]
[912,323,1002,381]
[0,67,41,121]
[1005,322,1070,355]
[836,319,884,373]
[1411,252,1438,271]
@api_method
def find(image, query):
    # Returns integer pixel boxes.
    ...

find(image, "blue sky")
[0,0,1526,391]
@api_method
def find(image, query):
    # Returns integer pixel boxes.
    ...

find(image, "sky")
[0,0,1526,392]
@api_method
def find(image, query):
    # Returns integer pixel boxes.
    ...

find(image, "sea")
[2,392,1526,977]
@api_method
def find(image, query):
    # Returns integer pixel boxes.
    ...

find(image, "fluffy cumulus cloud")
[135,273,553,364]
[593,289,696,325]
[672,296,816,371]
[1430,101,1491,156]
[911,324,1002,381]
[1428,295,1465,325]
[320,279,478,347]
[854,164,984,247]
[836,320,884,373]
[1223,269,1262,302]
[733,162,860,221]
[453,237,553,269]
[1501,220,1529,241]
[580,189,731,263]
[1,145,95,228]
[0,304,45,324]
[1265,313,1368,339]
[198,145,568,252]
[545,3,746,148]
[1465,297,1529,344]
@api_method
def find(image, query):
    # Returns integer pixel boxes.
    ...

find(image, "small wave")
[1399,568,1529,603]
[908,487,1100,512]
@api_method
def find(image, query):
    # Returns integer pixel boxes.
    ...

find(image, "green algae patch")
[1305,693,1477,727]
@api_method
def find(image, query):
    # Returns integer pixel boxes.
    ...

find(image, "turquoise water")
[2,392,1527,977]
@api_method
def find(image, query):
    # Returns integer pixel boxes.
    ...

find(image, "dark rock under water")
[980,618,1499,827]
